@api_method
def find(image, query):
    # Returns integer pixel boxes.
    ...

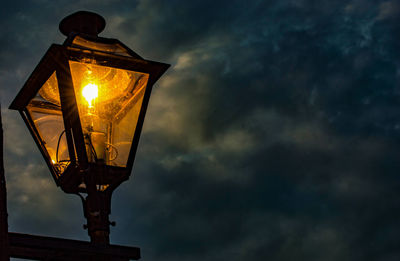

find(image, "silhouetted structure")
[0,106,10,261]
[1,10,169,259]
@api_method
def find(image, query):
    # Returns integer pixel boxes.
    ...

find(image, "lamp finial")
[59,11,106,36]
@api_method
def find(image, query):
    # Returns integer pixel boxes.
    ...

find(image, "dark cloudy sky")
[1,0,400,260]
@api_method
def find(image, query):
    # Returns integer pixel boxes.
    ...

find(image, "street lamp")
[9,11,169,244]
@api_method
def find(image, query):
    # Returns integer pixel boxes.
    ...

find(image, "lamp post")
[9,11,169,245]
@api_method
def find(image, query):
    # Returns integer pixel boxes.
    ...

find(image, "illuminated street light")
[9,11,169,244]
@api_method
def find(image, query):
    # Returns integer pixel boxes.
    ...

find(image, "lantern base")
[84,191,112,245]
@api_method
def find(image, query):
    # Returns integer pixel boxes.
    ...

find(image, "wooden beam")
[8,232,140,260]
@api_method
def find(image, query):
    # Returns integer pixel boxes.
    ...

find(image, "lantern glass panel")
[26,71,70,177]
[69,60,149,167]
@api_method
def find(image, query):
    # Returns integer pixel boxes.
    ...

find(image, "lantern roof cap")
[59,11,106,37]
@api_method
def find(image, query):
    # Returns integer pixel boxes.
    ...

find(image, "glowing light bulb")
[82,83,98,108]
[52,159,56,164]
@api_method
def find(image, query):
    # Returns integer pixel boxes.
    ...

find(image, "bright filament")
[82,83,98,108]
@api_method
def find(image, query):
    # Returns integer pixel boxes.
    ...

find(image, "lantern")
[9,11,169,244]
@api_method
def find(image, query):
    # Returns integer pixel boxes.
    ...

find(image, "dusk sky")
[1,0,400,260]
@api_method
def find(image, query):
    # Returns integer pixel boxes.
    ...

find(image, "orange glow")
[69,60,149,166]
[82,83,98,108]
